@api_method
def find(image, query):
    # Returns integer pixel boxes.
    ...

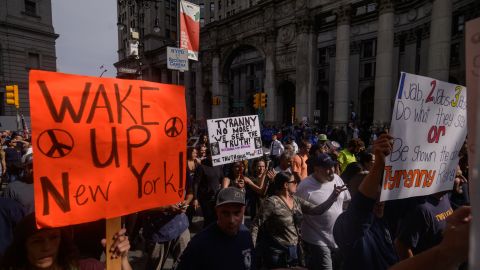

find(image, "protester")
[3,153,34,214]
[1,213,133,270]
[251,172,347,269]
[340,152,374,197]
[394,192,453,259]
[333,134,399,269]
[175,187,255,270]
[389,206,471,270]
[274,151,294,174]
[286,137,299,154]
[296,153,351,270]
[450,165,469,209]
[337,138,364,173]
[292,140,311,181]
[269,134,284,166]
[4,139,22,183]
[194,149,224,227]
[197,145,208,161]
[186,147,201,221]
[143,199,192,269]
[0,198,25,257]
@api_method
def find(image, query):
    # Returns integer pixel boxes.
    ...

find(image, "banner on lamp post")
[180,0,200,61]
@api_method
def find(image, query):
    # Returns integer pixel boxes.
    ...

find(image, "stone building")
[115,0,478,126]
[194,0,479,126]
[0,0,58,117]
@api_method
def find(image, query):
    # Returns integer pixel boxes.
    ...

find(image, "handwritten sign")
[167,47,189,72]
[380,72,467,201]
[29,70,187,228]
[207,115,263,166]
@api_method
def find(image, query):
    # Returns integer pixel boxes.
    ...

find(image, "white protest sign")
[167,47,189,71]
[380,72,467,201]
[207,115,263,166]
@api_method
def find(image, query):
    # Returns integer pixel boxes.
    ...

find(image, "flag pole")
[177,0,182,86]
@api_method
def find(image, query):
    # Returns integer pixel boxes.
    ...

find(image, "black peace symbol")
[37,129,74,158]
[164,117,183,137]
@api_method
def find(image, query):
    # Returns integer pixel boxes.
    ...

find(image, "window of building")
[231,0,235,5]
[165,27,170,37]
[218,15,221,20]
[415,31,422,74]
[362,39,376,58]
[200,18,205,27]
[130,19,136,29]
[362,62,375,78]
[165,1,170,9]
[219,0,222,9]
[318,47,329,65]
[399,34,406,54]
[171,16,176,26]
[227,11,230,16]
[318,68,327,81]
[450,43,460,65]
[171,30,177,40]
[130,4,135,16]
[28,53,40,69]
[366,3,376,12]
[211,15,215,21]
[25,0,37,16]
[166,15,170,25]
[452,15,465,35]
[210,3,215,12]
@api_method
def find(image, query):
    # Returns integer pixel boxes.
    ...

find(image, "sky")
[51,0,117,78]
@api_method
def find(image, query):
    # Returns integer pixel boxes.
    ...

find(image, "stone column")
[195,62,205,119]
[427,0,452,81]
[295,17,315,122]
[264,28,277,123]
[374,0,395,124]
[333,5,351,125]
[211,53,222,118]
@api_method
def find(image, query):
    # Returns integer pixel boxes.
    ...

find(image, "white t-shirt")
[296,174,351,247]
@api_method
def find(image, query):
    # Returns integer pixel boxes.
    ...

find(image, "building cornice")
[0,21,58,39]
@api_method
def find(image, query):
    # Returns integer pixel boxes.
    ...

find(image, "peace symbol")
[37,129,74,158]
[164,117,183,137]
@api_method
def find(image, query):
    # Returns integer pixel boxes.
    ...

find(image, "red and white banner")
[180,0,200,61]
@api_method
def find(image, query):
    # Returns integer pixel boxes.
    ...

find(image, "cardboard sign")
[167,47,189,71]
[207,115,263,166]
[29,70,187,228]
[380,72,467,201]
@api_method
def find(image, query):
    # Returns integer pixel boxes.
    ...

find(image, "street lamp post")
[117,0,162,79]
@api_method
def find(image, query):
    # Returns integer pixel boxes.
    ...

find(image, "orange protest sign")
[29,70,187,228]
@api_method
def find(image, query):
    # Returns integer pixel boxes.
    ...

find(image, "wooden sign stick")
[106,217,122,270]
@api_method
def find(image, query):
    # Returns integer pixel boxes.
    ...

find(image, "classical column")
[211,52,222,118]
[427,0,452,81]
[195,62,205,119]
[333,5,351,125]
[295,17,316,122]
[264,28,277,123]
[374,0,395,124]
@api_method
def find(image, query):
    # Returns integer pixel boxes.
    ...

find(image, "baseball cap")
[216,187,245,207]
[313,153,337,168]
[318,134,328,141]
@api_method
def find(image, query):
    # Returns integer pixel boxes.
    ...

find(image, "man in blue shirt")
[333,134,398,270]
[175,187,255,270]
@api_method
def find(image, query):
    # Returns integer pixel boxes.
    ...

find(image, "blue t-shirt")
[175,223,255,270]
[396,195,453,255]
[333,192,398,270]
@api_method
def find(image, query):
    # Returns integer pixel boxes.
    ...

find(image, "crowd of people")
[0,121,473,269]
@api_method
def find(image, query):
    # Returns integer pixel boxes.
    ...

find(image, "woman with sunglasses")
[251,172,347,269]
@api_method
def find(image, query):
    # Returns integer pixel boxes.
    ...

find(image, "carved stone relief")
[278,24,296,45]
[277,53,296,70]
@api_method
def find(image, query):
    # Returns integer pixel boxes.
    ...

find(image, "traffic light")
[5,85,19,109]
[260,92,268,108]
[253,93,260,109]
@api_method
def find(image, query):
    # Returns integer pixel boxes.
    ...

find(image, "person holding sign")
[1,214,133,270]
[333,134,399,270]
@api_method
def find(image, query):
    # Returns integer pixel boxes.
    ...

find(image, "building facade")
[0,0,58,118]
[195,0,478,126]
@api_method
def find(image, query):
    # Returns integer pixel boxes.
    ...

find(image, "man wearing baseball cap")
[175,187,255,270]
[296,153,351,270]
